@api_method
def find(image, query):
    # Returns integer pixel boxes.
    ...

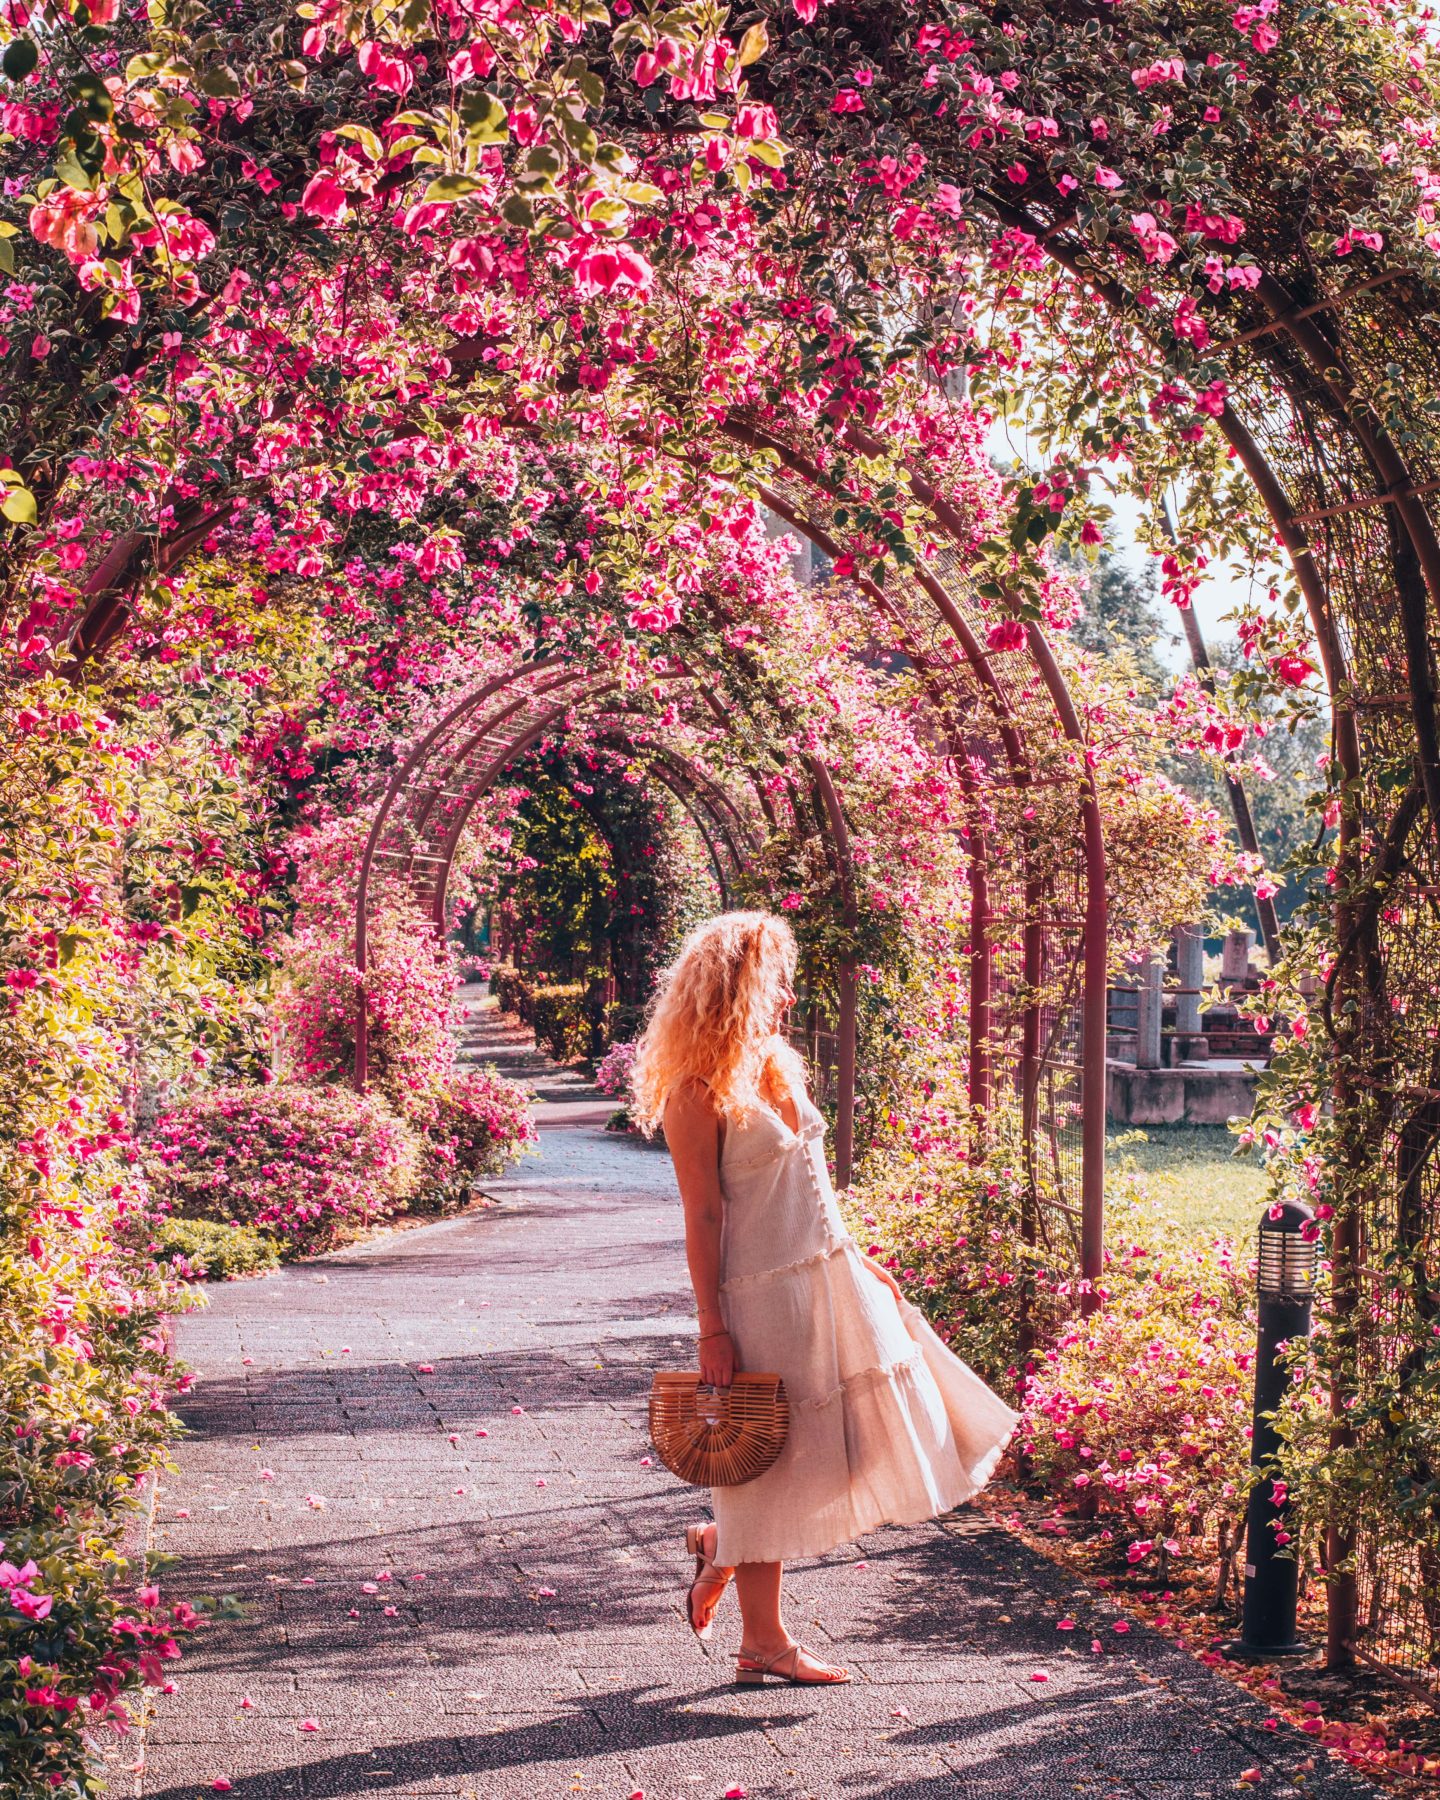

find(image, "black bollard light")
[1224,1198,1318,1661]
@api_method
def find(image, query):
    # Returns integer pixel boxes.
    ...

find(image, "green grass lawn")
[1106,1124,1268,1244]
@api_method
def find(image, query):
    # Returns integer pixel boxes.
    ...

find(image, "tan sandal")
[684,1523,732,1641]
[735,1642,850,1686]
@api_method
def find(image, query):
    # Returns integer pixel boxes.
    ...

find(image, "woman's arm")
[664,1082,737,1389]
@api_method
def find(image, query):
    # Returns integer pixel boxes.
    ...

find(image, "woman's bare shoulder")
[664,1074,718,1122]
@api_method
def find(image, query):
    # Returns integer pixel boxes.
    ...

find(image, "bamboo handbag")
[648,1371,790,1487]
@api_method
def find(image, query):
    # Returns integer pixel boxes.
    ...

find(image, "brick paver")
[139,1014,1381,1800]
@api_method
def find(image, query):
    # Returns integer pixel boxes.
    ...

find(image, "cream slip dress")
[710,1085,1020,1567]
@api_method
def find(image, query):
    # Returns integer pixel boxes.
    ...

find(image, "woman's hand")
[862,1254,905,1303]
[698,1328,736,1389]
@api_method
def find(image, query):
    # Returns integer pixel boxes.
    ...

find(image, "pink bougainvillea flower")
[986,619,1027,654]
[1112,1620,1131,1633]
[212,1780,233,1793]
[536,1477,547,1488]
[300,173,348,228]
[298,1718,321,1733]
[725,1788,748,1799]
[416,1364,434,1373]
[1029,1670,1049,1682]
[575,244,655,299]
[1056,1618,1075,1630]
[304,1494,325,1509]
[356,41,414,95]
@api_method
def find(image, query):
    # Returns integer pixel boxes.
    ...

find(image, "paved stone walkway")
[141,1024,1382,1800]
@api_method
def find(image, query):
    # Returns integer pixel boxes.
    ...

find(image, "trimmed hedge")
[144,1215,282,1282]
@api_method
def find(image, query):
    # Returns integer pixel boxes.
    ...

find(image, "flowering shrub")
[595,1038,639,1134]
[848,1121,1283,1585]
[273,904,533,1214]
[274,906,456,1120]
[594,1038,637,1100]
[144,1085,421,1254]
[1019,1220,1260,1575]
[843,1106,1067,1393]
[403,1066,537,1212]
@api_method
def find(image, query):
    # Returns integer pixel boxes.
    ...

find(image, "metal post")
[1225,1199,1318,1660]
[968,849,993,1145]
[1160,495,1282,966]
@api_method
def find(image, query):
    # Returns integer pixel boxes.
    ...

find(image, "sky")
[985,416,1260,673]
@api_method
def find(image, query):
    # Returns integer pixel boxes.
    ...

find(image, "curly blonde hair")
[631,910,804,1134]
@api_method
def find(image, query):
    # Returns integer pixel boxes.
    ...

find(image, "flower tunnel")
[19,0,1440,1761]
[349,415,1114,1287]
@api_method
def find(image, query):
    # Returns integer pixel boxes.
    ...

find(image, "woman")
[631,910,1019,1688]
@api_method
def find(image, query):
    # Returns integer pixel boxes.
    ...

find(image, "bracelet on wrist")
[697,1328,729,1342]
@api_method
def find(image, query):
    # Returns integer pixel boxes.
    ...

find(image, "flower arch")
[9,0,1440,1729]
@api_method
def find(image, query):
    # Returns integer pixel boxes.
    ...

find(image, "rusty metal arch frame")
[977,203,1440,1686]
[724,418,1107,1305]
[583,729,762,902]
[351,659,862,1183]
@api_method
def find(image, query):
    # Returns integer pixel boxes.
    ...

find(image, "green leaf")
[2,486,37,524]
[422,172,486,203]
[0,238,12,275]
[585,196,628,229]
[459,87,507,145]
[335,122,384,160]
[556,111,598,160]
[738,21,768,65]
[747,140,785,168]
[515,144,562,194]
[197,64,241,98]
[3,36,39,80]
[54,151,96,193]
